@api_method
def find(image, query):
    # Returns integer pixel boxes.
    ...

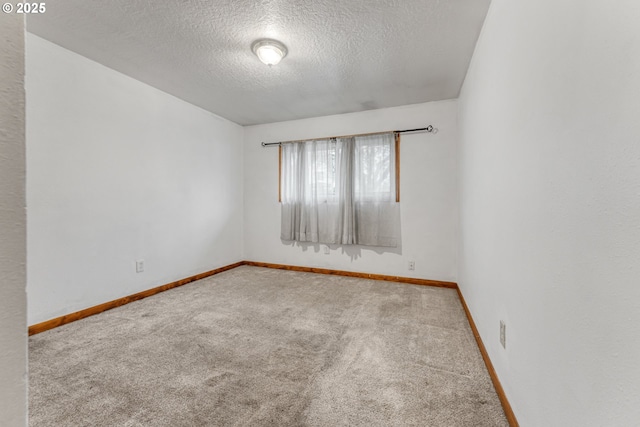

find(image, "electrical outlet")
[324,245,330,255]
[500,320,506,349]
[408,261,415,271]
[136,260,145,273]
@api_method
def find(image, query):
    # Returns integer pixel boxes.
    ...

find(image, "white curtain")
[280,133,399,247]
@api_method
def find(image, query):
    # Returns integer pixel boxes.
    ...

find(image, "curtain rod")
[260,125,434,147]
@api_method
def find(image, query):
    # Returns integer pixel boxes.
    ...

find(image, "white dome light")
[252,39,288,66]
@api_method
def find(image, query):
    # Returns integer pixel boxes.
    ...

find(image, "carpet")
[29,266,508,426]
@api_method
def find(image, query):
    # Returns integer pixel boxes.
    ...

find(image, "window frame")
[278,133,401,203]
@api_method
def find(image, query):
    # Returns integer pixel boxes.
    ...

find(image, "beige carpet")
[29,266,508,426]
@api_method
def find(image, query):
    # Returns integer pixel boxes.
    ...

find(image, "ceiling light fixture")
[251,39,288,66]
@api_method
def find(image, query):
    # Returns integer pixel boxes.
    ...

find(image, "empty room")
[1,0,639,425]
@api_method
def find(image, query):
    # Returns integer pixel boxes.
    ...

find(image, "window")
[280,132,400,247]
[353,134,399,202]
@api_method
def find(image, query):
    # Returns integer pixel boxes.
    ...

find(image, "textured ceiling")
[27,0,491,126]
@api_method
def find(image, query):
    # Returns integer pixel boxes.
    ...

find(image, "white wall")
[244,101,458,282]
[0,13,27,427]
[26,34,244,325]
[458,1,640,425]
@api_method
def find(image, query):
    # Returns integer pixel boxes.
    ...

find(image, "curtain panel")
[280,133,399,247]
